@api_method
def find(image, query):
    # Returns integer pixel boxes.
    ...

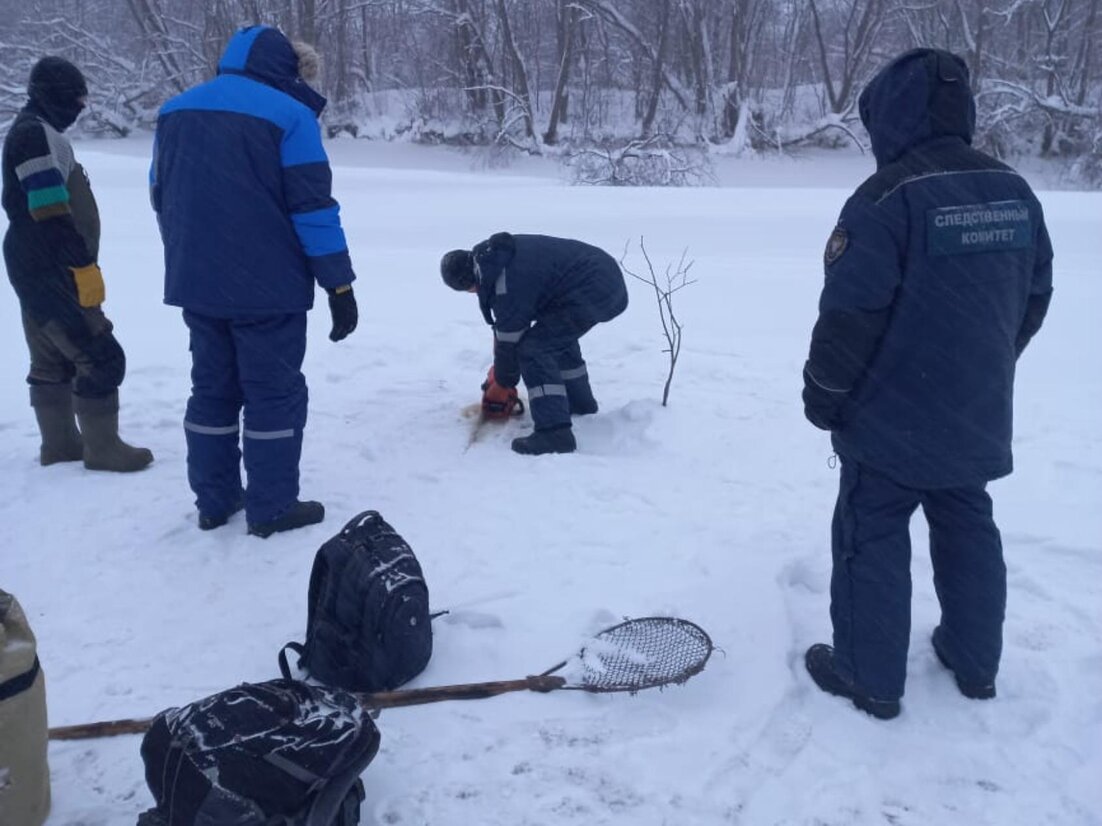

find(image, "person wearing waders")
[441,233,628,455]
[151,28,359,537]
[2,57,153,472]
[801,49,1053,719]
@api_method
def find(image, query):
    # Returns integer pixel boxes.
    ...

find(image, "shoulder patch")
[824,226,848,266]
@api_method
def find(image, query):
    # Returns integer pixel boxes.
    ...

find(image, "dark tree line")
[1,0,1099,174]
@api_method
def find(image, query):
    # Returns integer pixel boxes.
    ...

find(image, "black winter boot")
[199,494,245,531]
[247,500,325,538]
[569,397,599,416]
[511,426,576,455]
[805,643,901,720]
[932,626,996,700]
[29,384,83,465]
[73,392,153,472]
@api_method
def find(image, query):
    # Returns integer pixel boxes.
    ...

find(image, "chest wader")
[0,590,50,826]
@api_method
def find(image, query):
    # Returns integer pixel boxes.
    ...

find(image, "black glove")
[327,285,358,342]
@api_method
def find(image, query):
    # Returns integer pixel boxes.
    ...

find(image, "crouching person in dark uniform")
[801,49,1053,719]
[152,28,358,537]
[441,233,628,455]
[2,57,152,472]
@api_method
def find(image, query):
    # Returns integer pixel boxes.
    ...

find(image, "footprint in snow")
[779,557,827,595]
[442,610,504,630]
[573,400,660,456]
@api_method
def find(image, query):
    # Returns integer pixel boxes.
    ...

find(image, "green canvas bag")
[0,590,50,826]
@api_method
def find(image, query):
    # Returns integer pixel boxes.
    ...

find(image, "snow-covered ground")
[2,139,1100,826]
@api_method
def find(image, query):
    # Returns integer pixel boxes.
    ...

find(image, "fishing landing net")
[544,616,714,693]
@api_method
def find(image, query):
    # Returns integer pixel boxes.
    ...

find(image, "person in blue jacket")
[801,49,1053,719]
[441,233,628,455]
[151,28,359,537]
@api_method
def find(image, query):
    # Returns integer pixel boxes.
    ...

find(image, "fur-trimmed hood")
[218,26,326,116]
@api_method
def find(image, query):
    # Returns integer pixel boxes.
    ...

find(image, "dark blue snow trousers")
[183,310,308,525]
[516,311,598,430]
[830,456,1006,701]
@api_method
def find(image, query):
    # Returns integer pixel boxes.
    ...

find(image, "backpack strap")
[278,643,306,681]
[305,739,379,826]
[0,655,40,702]
[341,510,382,538]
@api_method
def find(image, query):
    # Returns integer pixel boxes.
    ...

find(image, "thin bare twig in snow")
[620,237,696,407]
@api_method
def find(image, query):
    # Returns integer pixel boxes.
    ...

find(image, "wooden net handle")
[48,674,568,741]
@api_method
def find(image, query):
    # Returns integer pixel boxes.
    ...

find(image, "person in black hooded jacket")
[440,232,628,455]
[801,49,1053,719]
[2,57,152,472]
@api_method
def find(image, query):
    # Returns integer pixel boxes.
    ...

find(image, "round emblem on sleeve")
[824,226,848,265]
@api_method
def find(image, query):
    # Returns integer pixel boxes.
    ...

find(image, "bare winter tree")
[0,0,1098,177]
[808,0,884,116]
[543,0,580,144]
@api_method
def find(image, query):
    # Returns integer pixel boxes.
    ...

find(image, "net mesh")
[567,617,712,693]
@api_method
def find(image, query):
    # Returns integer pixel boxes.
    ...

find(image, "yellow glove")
[70,264,105,308]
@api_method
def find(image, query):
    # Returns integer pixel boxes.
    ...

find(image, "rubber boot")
[247,500,325,538]
[29,384,83,465]
[73,392,154,473]
[511,426,577,456]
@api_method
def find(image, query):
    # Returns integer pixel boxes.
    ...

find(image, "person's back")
[801,49,1053,718]
[476,234,626,331]
[153,26,349,317]
[810,49,1053,490]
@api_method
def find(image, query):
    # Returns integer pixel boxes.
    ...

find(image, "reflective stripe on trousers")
[528,384,567,399]
[184,420,239,436]
[243,428,295,440]
[183,310,308,525]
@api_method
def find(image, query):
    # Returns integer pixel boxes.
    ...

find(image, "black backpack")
[280,511,433,693]
[137,679,380,826]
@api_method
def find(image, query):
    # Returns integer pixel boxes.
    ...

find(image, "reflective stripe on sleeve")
[560,366,588,380]
[494,328,525,343]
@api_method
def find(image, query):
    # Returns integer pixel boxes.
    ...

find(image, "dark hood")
[218,26,327,116]
[858,49,976,168]
[27,56,88,132]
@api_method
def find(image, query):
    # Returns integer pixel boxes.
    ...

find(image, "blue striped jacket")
[151,26,355,317]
